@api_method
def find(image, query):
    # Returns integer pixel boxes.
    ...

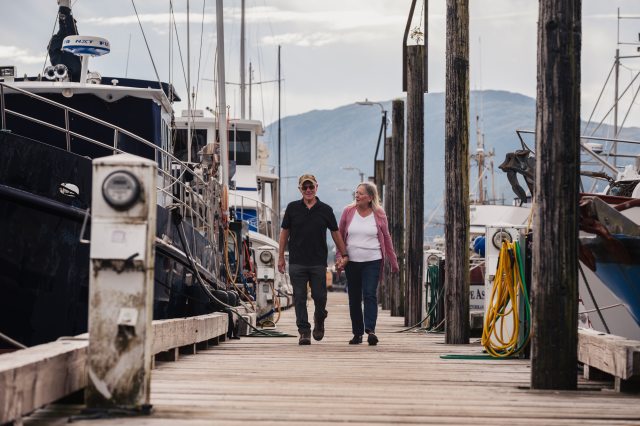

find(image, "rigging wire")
[588,70,640,137]
[583,61,615,136]
[617,79,640,133]
[42,0,81,75]
[176,214,292,337]
[130,0,162,87]
[42,11,59,76]
[0,331,27,350]
[169,1,189,88]
[194,0,207,109]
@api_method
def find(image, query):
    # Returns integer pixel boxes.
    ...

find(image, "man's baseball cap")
[298,174,317,186]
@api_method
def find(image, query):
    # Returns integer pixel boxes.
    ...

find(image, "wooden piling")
[375,158,387,307]
[405,45,425,327]
[382,136,393,310]
[444,0,470,344]
[531,0,581,390]
[390,99,405,317]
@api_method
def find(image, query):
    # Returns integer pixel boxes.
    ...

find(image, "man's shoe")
[312,313,326,341]
[348,335,363,345]
[367,333,379,346]
[299,331,311,345]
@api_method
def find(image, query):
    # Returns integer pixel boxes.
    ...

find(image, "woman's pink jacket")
[337,205,399,275]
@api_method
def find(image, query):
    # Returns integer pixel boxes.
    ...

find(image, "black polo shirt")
[281,197,338,266]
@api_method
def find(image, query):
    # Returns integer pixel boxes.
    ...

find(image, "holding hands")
[336,255,349,271]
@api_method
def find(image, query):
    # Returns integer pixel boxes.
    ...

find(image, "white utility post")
[86,154,157,411]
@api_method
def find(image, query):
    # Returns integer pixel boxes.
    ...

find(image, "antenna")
[61,35,110,83]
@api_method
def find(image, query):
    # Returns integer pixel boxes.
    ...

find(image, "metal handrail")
[516,129,640,159]
[0,81,213,234]
[229,192,280,240]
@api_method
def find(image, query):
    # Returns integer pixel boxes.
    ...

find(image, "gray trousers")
[288,264,328,333]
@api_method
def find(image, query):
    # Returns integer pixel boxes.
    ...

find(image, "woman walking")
[337,182,399,345]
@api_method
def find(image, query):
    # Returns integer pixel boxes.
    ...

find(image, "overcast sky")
[2,0,640,127]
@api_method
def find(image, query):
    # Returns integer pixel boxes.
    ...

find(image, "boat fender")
[473,236,486,257]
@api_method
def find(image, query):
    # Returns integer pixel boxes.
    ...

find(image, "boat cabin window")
[173,128,208,162]
[228,130,252,166]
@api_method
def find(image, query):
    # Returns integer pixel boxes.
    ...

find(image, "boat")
[174,111,293,323]
[579,195,640,325]
[0,2,252,349]
[171,0,292,324]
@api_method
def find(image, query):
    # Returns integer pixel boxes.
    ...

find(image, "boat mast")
[248,62,252,120]
[216,0,229,192]
[475,114,485,204]
[278,45,281,203]
[240,0,246,119]
[613,7,621,168]
[187,0,192,163]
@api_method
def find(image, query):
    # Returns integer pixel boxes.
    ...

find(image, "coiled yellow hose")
[482,240,531,358]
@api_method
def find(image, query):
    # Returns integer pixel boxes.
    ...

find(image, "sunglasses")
[300,184,316,191]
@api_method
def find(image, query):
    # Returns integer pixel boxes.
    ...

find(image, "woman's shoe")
[367,333,378,346]
[348,335,363,344]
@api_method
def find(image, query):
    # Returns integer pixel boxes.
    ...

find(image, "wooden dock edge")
[578,327,640,392]
[0,312,228,424]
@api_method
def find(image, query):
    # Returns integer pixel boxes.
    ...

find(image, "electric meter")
[102,170,141,210]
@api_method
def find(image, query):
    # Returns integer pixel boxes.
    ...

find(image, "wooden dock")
[21,292,640,425]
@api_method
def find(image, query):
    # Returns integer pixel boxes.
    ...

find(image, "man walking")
[278,174,348,345]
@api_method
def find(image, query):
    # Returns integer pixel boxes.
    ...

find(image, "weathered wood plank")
[20,293,640,425]
[578,327,640,381]
[151,312,228,354]
[0,337,87,424]
[1,312,228,424]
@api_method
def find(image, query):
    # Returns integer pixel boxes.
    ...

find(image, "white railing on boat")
[516,129,640,175]
[229,192,279,241]
[0,82,214,236]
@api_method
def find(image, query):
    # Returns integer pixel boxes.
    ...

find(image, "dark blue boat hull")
[0,132,219,347]
[583,235,640,326]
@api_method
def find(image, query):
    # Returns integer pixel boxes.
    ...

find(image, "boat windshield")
[173,128,208,162]
[228,129,252,166]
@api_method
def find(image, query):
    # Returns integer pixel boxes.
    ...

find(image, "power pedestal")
[86,154,157,410]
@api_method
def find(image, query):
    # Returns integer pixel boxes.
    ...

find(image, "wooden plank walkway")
[25,292,640,425]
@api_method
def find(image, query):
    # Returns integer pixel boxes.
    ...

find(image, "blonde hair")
[351,182,381,210]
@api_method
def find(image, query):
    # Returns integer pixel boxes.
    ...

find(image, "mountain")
[263,90,640,238]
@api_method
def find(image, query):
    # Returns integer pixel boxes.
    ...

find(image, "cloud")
[261,32,338,47]
[84,6,405,32]
[247,7,404,30]
[0,45,43,65]
[84,12,215,26]
[261,30,389,47]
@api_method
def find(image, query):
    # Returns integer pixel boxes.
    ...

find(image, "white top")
[347,211,382,262]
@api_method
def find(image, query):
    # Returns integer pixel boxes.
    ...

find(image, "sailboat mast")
[187,0,192,163]
[240,0,246,119]
[216,0,229,190]
[278,45,281,189]
[475,114,484,204]
[249,62,252,120]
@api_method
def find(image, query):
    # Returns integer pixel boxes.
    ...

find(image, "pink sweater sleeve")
[336,207,349,263]
[379,211,399,272]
